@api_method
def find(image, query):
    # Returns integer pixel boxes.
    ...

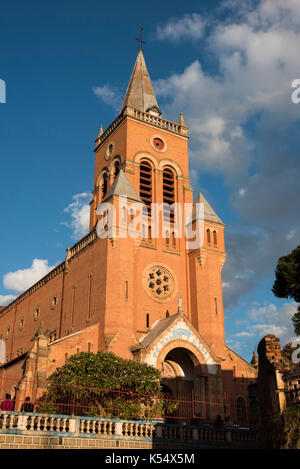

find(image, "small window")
[51,295,57,310]
[213,230,218,246]
[146,313,150,328]
[102,173,108,198]
[207,229,211,245]
[237,398,247,421]
[34,306,40,321]
[18,318,24,331]
[114,160,120,178]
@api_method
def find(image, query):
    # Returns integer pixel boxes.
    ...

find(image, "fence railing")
[0,378,250,427]
[0,410,257,447]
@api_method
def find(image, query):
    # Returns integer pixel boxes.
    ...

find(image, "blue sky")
[1,0,300,362]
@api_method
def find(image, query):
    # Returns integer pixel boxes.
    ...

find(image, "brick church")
[0,48,257,420]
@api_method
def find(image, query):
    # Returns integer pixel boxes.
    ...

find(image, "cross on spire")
[136,27,145,50]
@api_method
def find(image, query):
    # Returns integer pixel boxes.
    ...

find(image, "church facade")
[0,49,257,421]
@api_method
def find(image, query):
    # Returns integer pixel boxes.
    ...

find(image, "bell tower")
[88,47,226,359]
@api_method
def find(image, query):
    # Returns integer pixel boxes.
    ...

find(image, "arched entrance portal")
[160,347,215,422]
[161,347,201,394]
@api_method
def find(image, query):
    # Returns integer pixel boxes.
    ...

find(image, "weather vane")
[136,27,145,50]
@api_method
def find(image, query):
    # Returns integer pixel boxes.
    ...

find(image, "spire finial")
[136,27,145,50]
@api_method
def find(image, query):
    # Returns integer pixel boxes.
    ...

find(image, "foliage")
[258,405,300,449]
[272,405,300,449]
[48,351,161,393]
[36,351,172,420]
[272,245,300,335]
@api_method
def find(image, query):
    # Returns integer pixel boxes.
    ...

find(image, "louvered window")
[163,168,175,222]
[140,161,152,216]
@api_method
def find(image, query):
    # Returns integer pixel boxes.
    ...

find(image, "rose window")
[145,266,174,300]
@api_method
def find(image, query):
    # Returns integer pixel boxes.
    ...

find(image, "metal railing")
[0,378,250,427]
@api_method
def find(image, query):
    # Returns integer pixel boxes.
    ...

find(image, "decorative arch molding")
[156,340,212,375]
[108,154,123,173]
[96,167,110,189]
[159,159,183,178]
[133,151,159,170]
[144,326,219,375]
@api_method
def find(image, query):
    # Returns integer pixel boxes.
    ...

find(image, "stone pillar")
[15,322,49,411]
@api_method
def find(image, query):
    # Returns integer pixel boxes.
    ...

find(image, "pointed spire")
[102,169,143,204]
[193,193,224,225]
[121,49,161,116]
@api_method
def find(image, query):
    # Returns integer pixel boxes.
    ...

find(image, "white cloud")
[235,331,255,337]
[156,13,205,42]
[3,259,56,293]
[235,301,297,347]
[63,192,91,240]
[93,85,122,112]
[286,229,297,241]
[248,302,277,320]
[153,1,300,309]
[0,294,16,306]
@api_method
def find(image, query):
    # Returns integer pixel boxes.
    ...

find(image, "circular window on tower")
[143,264,175,303]
[105,142,115,160]
[150,135,167,153]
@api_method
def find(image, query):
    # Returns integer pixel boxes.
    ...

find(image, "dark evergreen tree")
[272,245,300,335]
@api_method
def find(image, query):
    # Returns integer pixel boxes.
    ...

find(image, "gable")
[141,314,220,373]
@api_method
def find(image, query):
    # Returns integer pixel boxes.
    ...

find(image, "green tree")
[37,351,169,419]
[272,245,300,335]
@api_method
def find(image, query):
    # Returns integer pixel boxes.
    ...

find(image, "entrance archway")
[160,347,212,422]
